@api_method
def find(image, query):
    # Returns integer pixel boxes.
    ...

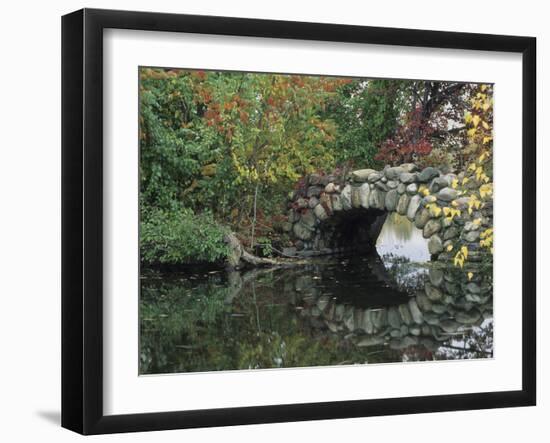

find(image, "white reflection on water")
[376,213,430,263]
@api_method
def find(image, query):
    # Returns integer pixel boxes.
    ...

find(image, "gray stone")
[397,183,406,194]
[361,310,374,334]
[314,204,328,221]
[343,309,355,330]
[385,189,399,211]
[415,291,433,311]
[367,172,384,183]
[351,168,377,182]
[429,176,451,193]
[408,299,424,324]
[308,197,319,208]
[418,166,440,183]
[331,194,343,211]
[445,281,460,296]
[437,187,458,202]
[397,194,410,215]
[409,326,421,336]
[372,309,388,328]
[443,226,459,240]
[400,163,418,173]
[440,319,460,333]
[466,282,481,294]
[400,172,416,183]
[424,312,440,325]
[385,166,405,180]
[293,222,314,240]
[388,307,402,329]
[351,186,362,208]
[334,304,345,321]
[455,309,482,325]
[414,208,431,229]
[324,182,338,193]
[356,336,384,347]
[425,282,443,302]
[390,329,402,338]
[429,268,445,287]
[307,186,323,198]
[423,219,441,238]
[359,183,370,208]
[387,180,398,189]
[398,304,413,325]
[301,209,316,227]
[316,295,330,312]
[428,235,444,255]
[406,183,418,195]
[431,303,447,314]
[369,189,385,209]
[288,209,300,223]
[375,181,389,191]
[295,197,308,209]
[282,246,297,256]
[341,185,352,210]
[281,222,293,233]
[406,195,422,220]
[464,230,480,242]
[309,174,322,185]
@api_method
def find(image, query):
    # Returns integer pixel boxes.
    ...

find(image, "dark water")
[140,214,493,374]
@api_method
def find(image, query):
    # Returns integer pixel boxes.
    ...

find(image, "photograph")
[138,68,494,375]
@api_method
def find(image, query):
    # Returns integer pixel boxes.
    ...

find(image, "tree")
[325,79,401,168]
[375,81,472,167]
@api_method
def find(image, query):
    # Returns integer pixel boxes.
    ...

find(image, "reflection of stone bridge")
[287,256,493,353]
[286,164,492,262]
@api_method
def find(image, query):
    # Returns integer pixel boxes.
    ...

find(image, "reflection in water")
[140,215,493,374]
[377,213,430,263]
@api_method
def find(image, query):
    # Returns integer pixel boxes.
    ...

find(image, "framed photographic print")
[61,8,536,435]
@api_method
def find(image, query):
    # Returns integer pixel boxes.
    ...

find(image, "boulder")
[418,166,440,183]
[314,204,328,221]
[367,172,384,183]
[428,235,444,255]
[406,183,418,195]
[423,219,441,238]
[437,187,458,202]
[359,183,370,208]
[351,168,377,182]
[406,195,422,220]
[414,208,431,229]
[369,188,385,209]
[400,172,416,184]
[397,194,410,215]
[425,282,443,301]
[385,189,399,211]
[341,185,352,210]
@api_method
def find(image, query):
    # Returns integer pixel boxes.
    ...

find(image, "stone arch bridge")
[286,164,492,262]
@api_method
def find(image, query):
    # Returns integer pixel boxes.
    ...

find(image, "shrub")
[140,207,229,265]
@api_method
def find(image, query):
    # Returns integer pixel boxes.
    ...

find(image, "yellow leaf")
[468,272,474,280]
[472,115,481,128]
[461,246,468,259]
[482,121,490,130]
[451,179,458,189]
[446,244,453,252]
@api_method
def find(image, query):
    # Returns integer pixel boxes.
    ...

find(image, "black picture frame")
[62,8,536,435]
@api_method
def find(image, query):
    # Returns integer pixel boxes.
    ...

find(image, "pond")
[140,213,493,375]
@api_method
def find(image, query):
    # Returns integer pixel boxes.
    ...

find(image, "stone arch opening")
[286,163,487,261]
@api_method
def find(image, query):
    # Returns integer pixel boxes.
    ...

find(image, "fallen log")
[224,233,306,269]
